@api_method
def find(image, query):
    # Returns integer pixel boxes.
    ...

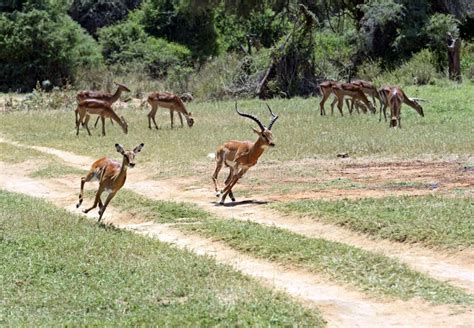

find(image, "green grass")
[109,191,473,305]
[29,163,86,178]
[273,195,474,249]
[0,190,324,326]
[0,142,52,163]
[1,82,473,177]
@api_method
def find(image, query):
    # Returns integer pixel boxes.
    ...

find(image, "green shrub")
[98,19,192,78]
[313,31,355,80]
[0,9,103,92]
[379,49,438,86]
[139,0,218,61]
[356,59,383,82]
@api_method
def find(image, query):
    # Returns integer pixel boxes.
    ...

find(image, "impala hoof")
[219,200,225,205]
[215,191,221,197]
[230,197,236,202]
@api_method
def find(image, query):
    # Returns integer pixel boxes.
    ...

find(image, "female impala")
[76,143,144,222]
[75,82,130,127]
[212,103,279,205]
[379,86,424,127]
[75,99,128,136]
[146,91,194,129]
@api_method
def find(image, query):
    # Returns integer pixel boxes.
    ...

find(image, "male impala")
[76,143,144,222]
[75,99,128,136]
[75,82,130,127]
[212,103,278,205]
[384,86,424,128]
[146,92,194,129]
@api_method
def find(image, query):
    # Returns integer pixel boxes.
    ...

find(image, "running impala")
[76,143,144,222]
[212,103,279,205]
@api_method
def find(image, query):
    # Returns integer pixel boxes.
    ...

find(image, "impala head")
[115,143,144,168]
[236,102,279,147]
[410,98,424,117]
[114,82,131,93]
[120,116,128,134]
[186,112,194,127]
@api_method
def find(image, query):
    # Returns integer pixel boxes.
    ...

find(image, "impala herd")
[74,79,424,220]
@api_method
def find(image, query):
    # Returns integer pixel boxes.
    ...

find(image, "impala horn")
[266,103,279,130]
[235,102,265,131]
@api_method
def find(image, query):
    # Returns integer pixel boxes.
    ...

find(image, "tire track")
[1,137,473,293]
[1,165,472,327]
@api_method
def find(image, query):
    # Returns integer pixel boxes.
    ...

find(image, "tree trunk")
[447,35,462,82]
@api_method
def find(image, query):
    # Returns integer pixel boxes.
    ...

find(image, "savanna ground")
[1,82,473,326]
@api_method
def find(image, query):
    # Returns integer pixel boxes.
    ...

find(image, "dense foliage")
[0,8,102,92]
[0,0,473,94]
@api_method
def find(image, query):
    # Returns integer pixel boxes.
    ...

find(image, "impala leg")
[83,186,104,214]
[76,113,81,135]
[345,98,354,115]
[335,96,344,117]
[148,108,159,129]
[101,115,106,136]
[98,191,116,222]
[224,168,235,202]
[220,168,247,205]
[319,93,329,116]
[212,152,224,196]
[76,171,95,208]
[330,97,338,116]
[170,110,174,129]
[75,109,79,127]
[83,114,92,136]
[178,112,184,127]
[94,116,100,128]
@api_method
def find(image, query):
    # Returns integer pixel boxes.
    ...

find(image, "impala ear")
[133,143,144,154]
[252,127,261,135]
[115,143,125,154]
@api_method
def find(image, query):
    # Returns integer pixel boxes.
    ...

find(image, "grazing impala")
[319,81,375,116]
[385,86,424,128]
[75,99,128,136]
[350,80,380,111]
[212,103,279,205]
[75,82,130,127]
[76,143,144,222]
[332,82,376,116]
[146,92,194,129]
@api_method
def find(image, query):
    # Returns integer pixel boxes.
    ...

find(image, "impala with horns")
[77,143,144,222]
[75,99,128,136]
[146,91,194,129]
[75,82,130,127]
[212,103,279,205]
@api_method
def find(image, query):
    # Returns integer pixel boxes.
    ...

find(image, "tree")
[0,9,103,91]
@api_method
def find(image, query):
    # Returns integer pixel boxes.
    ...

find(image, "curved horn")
[266,103,279,130]
[235,102,265,131]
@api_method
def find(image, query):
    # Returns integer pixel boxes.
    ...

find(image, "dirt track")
[1,138,473,327]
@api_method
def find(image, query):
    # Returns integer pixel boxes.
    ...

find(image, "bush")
[356,59,383,82]
[98,19,192,78]
[378,49,438,86]
[0,9,103,92]
[139,0,218,61]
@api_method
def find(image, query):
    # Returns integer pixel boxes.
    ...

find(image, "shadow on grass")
[213,199,269,207]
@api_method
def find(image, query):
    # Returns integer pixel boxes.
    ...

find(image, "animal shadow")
[214,199,269,207]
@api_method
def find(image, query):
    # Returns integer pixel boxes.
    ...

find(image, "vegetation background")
[1,0,473,98]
